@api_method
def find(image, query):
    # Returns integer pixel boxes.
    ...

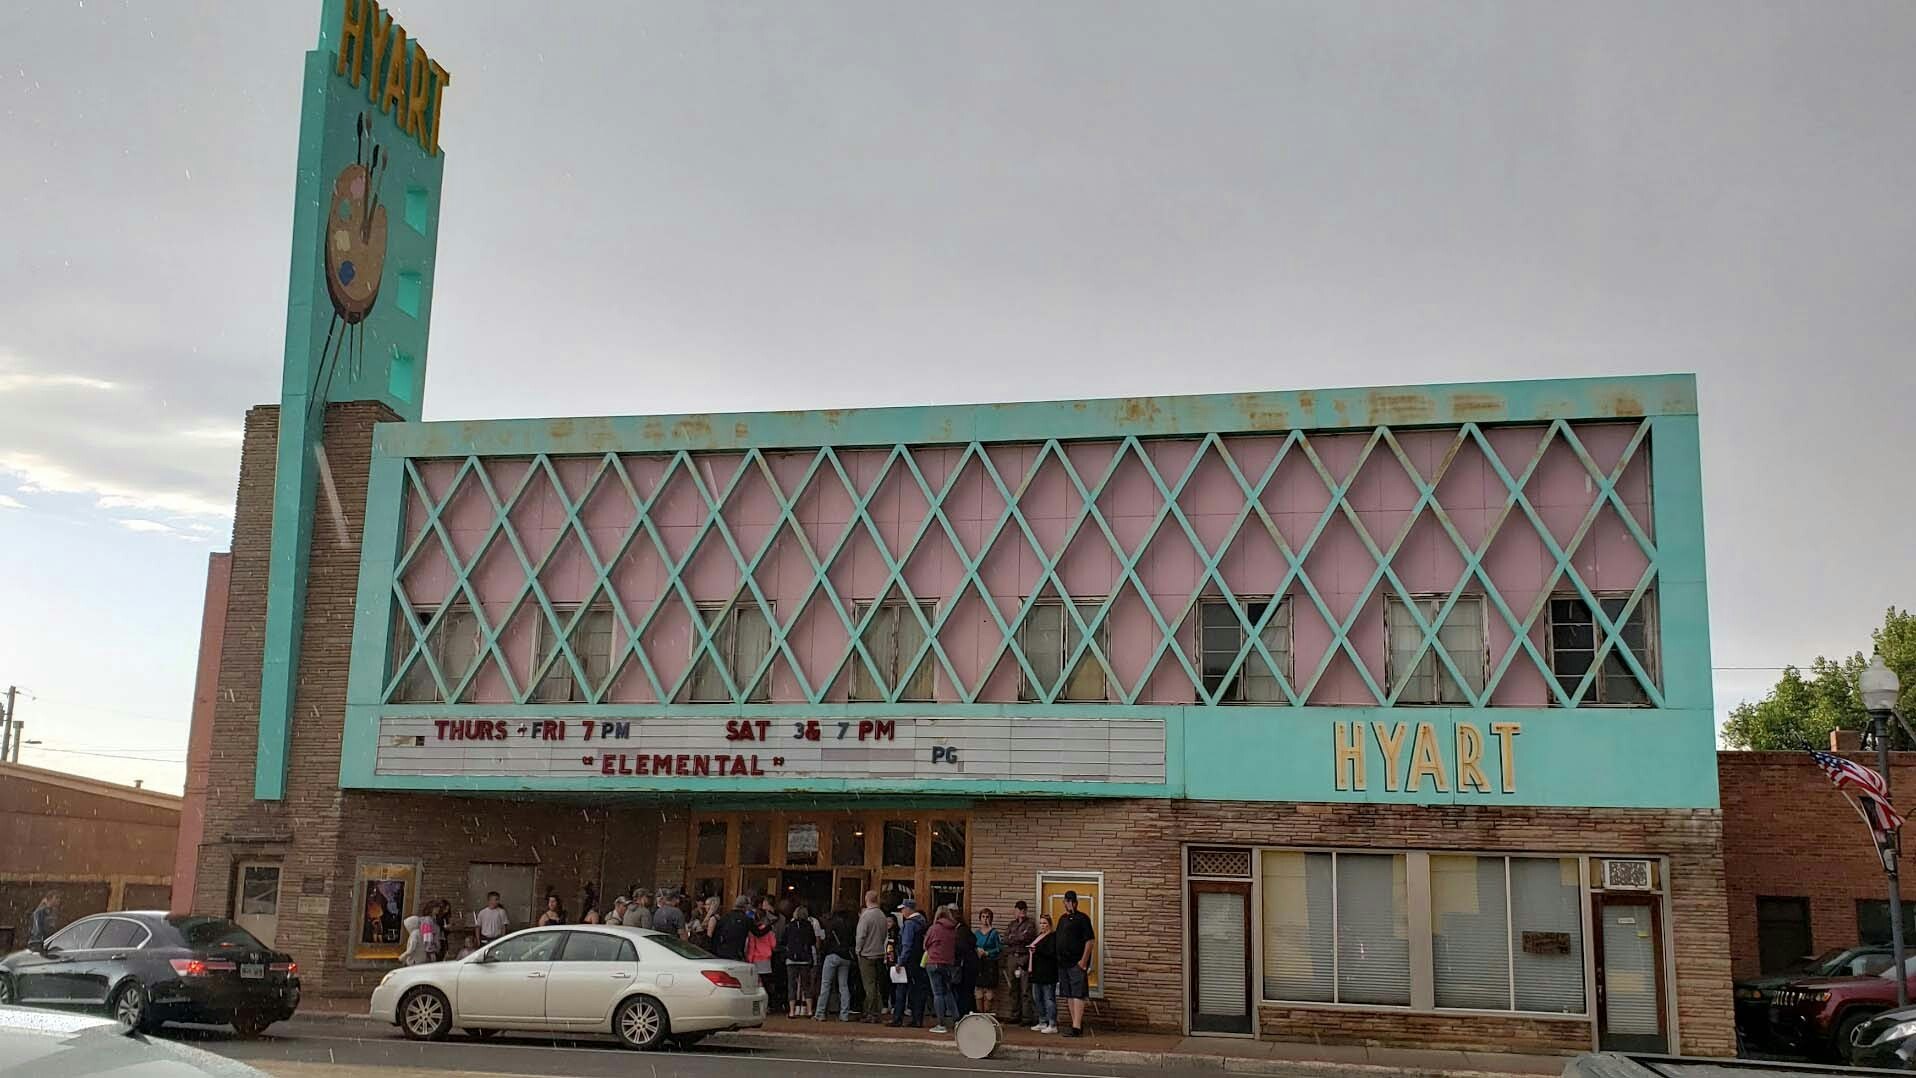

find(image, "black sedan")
[0,912,300,1035]
[1849,1005,1916,1069]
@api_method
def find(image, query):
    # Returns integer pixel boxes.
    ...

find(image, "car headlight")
[379,971,396,987]
[1875,1021,1916,1045]
[1810,991,1832,1003]
[1737,988,1765,1001]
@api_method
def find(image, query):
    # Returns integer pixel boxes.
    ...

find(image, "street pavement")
[183,1016,1244,1078]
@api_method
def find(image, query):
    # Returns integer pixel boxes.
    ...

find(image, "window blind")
[1335,853,1410,1005]
[1261,851,1334,1002]
[1511,857,1586,1013]
[1432,855,1511,1009]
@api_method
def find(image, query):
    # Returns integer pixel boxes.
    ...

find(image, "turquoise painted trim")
[256,50,335,800]
[374,375,1698,458]
[1648,415,1717,721]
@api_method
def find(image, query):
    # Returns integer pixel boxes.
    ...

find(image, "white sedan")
[369,926,766,1050]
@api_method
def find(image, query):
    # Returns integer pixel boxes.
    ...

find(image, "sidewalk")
[304,996,1566,1076]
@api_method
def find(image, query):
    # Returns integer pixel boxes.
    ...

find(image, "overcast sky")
[3,1,1913,793]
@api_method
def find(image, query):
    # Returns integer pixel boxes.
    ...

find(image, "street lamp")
[1864,654,1907,1005]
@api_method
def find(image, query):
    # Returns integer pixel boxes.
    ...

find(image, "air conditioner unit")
[1601,859,1654,891]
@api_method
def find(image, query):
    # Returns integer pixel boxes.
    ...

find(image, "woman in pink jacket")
[922,906,961,1033]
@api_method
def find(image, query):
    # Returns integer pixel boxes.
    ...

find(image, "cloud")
[0,452,234,520]
[0,370,117,393]
[0,494,24,509]
[177,427,245,444]
[115,519,177,534]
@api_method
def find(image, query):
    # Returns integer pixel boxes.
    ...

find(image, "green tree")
[1722,607,1916,750]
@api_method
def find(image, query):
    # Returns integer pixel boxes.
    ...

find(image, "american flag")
[1810,750,1905,833]
[1812,750,1891,799]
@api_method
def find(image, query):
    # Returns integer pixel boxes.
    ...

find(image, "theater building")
[187,2,1731,1057]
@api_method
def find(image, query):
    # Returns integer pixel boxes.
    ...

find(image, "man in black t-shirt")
[1053,891,1096,1037]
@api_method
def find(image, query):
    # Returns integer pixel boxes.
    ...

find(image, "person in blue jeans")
[889,900,929,1027]
[815,908,857,1022]
[1027,914,1060,1033]
[922,905,961,1033]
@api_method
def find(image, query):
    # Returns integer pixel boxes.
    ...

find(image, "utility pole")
[0,685,15,762]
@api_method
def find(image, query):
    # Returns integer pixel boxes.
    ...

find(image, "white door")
[542,931,640,1029]
[457,930,560,1026]
[234,863,281,948]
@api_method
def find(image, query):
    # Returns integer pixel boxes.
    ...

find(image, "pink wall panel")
[396,421,1653,705]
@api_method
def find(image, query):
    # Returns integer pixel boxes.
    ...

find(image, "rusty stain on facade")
[641,419,665,442]
[1603,392,1645,417]
[1363,391,1438,426]
[1448,393,1506,421]
[1117,397,1162,425]
[546,419,576,439]
[671,415,714,441]
[734,422,751,440]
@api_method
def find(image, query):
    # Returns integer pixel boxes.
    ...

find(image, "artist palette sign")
[374,715,1168,786]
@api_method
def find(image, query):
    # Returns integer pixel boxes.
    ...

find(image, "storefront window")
[786,822,821,866]
[1262,851,1333,1002]
[883,820,918,866]
[931,820,966,868]
[1432,855,1510,1009]
[1511,857,1585,1013]
[881,878,916,909]
[696,821,728,865]
[833,819,865,867]
[932,880,965,911]
[1261,850,1587,1014]
[1335,853,1410,1005]
[693,877,724,905]
[740,820,772,865]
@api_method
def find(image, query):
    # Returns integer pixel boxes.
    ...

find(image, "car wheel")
[399,987,452,1042]
[0,975,12,1006]
[112,980,154,1034]
[465,1027,500,1040]
[1837,1010,1881,1063]
[232,1010,274,1038]
[614,995,669,1051]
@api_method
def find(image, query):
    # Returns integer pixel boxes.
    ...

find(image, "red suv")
[1769,956,1916,1061]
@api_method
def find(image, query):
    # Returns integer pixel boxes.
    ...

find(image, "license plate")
[752,1001,763,1016]
[241,964,265,980]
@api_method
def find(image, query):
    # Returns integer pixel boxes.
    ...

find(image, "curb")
[294,1008,1547,1078]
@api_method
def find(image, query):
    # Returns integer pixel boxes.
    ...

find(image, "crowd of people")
[391,882,1100,1038]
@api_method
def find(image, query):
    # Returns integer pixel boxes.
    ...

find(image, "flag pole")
[1873,716,1908,1008]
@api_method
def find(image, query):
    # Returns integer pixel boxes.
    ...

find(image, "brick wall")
[968,799,1732,1056]
[1720,750,1916,979]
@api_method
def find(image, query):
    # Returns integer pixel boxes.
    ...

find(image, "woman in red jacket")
[922,905,961,1033]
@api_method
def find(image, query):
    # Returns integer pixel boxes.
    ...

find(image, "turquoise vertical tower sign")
[258,0,451,798]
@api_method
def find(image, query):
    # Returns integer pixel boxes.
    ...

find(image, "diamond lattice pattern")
[383,420,1659,709]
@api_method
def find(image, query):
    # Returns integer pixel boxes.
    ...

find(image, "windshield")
[1805,949,1853,974]
[644,934,716,961]
[1878,955,1916,980]
[169,916,266,952]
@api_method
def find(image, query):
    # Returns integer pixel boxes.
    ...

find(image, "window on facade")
[739,819,772,865]
[1548,594,1657,705]
[832,820,866,867]
[932,880,966,911]
[1857,900,1916,947]
[535,603,616,703]
[687,602,773,703]
[695,821,728,865]
[931,820,966,868]
[1386,596,1485,705]
[1262,851,1585,1014]
[851,598,936,702]
[1757,897,1813,975]
[393,602,482,702]
[1197,598,1291,703]
[785,822,821,866]
[883,820,918,867]
[1020,600,1108,702]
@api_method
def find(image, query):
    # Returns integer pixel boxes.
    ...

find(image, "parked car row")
[0,914,763,1054]
[1731,942,1916,1064]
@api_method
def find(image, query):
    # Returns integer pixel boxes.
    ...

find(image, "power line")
[27,747,187,763]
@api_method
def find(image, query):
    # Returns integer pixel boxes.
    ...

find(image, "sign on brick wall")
[374,716,1167,785]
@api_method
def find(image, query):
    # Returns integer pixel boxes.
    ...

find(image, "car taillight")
[170,959,236,976]
[270,962,297,974]
[701,970,743,989]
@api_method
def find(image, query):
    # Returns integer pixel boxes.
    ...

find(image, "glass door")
[1189,880,1252,1033]
[234,862,281,948]
[1594,894,1667,1052]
